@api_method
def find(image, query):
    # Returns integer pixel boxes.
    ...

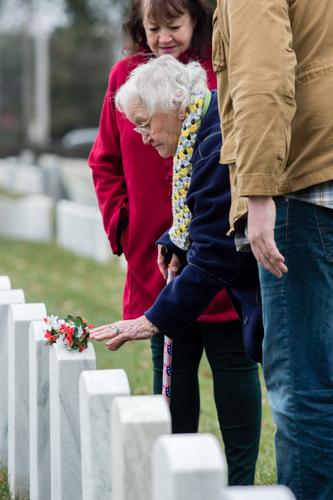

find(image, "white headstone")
[0,289,25,466]
[7,303,47,498]
[29,320,51,500]
[111,395,171,500]
[222,486,296,499]
[49,343,96,500]
[152,434,227,500]
[60,158,97,205]
[0,195,54,242]
[56,200,111,263]
[6,163,44,195]
[38,154,65,200]
[79,369,131,500]
[0,276,11,289]
[119,254,127,271]
[93,210,112,263]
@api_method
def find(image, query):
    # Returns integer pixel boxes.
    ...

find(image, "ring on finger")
[110,325,121,335]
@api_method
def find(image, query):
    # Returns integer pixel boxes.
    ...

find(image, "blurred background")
[0,0,128,158]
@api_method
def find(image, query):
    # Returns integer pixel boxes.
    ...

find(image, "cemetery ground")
[0,238,276,498]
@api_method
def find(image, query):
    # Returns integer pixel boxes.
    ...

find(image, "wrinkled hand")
[89,315,159,351]
[248,196,288,278]
[157,244,181,280]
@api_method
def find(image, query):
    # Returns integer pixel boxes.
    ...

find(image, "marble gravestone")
[111,395,171,500]
[38,154,65,200]
[0,275,11,289]
[0,289,25,466]
[49,343,96,500]
[29,320,52,500]
[2,162,44,195]
[7,303,47,498]
[93,210,113,263]
[79,369,131,500]
[119,254,127,271]
[223,486,296,500]
[0,196,53,242]
[56,200,111,263]
[152,434,227,500]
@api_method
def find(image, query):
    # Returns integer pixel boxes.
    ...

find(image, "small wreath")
[44,315,93,352]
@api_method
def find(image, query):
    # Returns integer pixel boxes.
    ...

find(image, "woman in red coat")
[89,0,261,484]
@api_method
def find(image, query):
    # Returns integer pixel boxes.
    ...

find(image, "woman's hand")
[157,244,181,280]
[89,315,159,351]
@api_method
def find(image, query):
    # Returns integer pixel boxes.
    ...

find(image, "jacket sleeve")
[156,231,187,262]
[224,0,297,195]
[88,67,128,255]
[145,148,255,338]
[145,264,222,337]
[200,55,217,91]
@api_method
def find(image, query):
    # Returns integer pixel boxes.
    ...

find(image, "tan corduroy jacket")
[213,0,333,231]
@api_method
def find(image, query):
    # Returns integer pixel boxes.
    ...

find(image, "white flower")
[76,325,83,338]
[56,335,65,347]
[45,314,62,330]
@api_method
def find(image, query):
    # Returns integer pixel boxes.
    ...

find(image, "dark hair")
[123,0,213,58]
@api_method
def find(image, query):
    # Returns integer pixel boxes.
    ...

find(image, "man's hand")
[248,196,288,278]
[157,245,181,280]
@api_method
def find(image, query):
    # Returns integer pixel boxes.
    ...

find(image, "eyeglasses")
[133,116,152,135]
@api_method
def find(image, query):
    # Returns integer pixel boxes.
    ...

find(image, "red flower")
[45,330,57,343]
[65,333,73,347]
[59,324,75,336]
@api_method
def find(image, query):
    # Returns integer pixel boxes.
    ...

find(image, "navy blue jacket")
[145,91,263,362]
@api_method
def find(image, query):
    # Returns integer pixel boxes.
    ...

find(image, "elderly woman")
[90,55,263,485]
[91,55,262,484]
[88,0,243,445]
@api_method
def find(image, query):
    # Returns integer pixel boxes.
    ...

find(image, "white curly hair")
[115,54,207,116]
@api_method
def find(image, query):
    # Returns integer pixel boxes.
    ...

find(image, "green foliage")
[0,237,276,489]
[65,0,95,24]
[0,0,125,152]
[0,33,25,155]
[50,24,112,138]
[0,467,11,500]
[65,0,128,25]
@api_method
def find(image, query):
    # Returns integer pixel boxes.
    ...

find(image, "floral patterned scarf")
[169,88,206,250]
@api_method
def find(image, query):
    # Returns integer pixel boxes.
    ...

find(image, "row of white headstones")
[0,275,295,500]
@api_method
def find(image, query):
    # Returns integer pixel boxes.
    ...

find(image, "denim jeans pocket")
[314,205,333,261]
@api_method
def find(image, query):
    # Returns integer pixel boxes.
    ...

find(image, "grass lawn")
[0,238,276,497]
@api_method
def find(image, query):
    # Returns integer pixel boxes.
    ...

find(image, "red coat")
[89,51,238,323]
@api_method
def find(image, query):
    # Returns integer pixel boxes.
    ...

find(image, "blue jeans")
[260,197,333,500]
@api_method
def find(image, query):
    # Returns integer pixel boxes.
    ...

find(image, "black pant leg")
[203,321,262,485]
[150,323,203,432]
